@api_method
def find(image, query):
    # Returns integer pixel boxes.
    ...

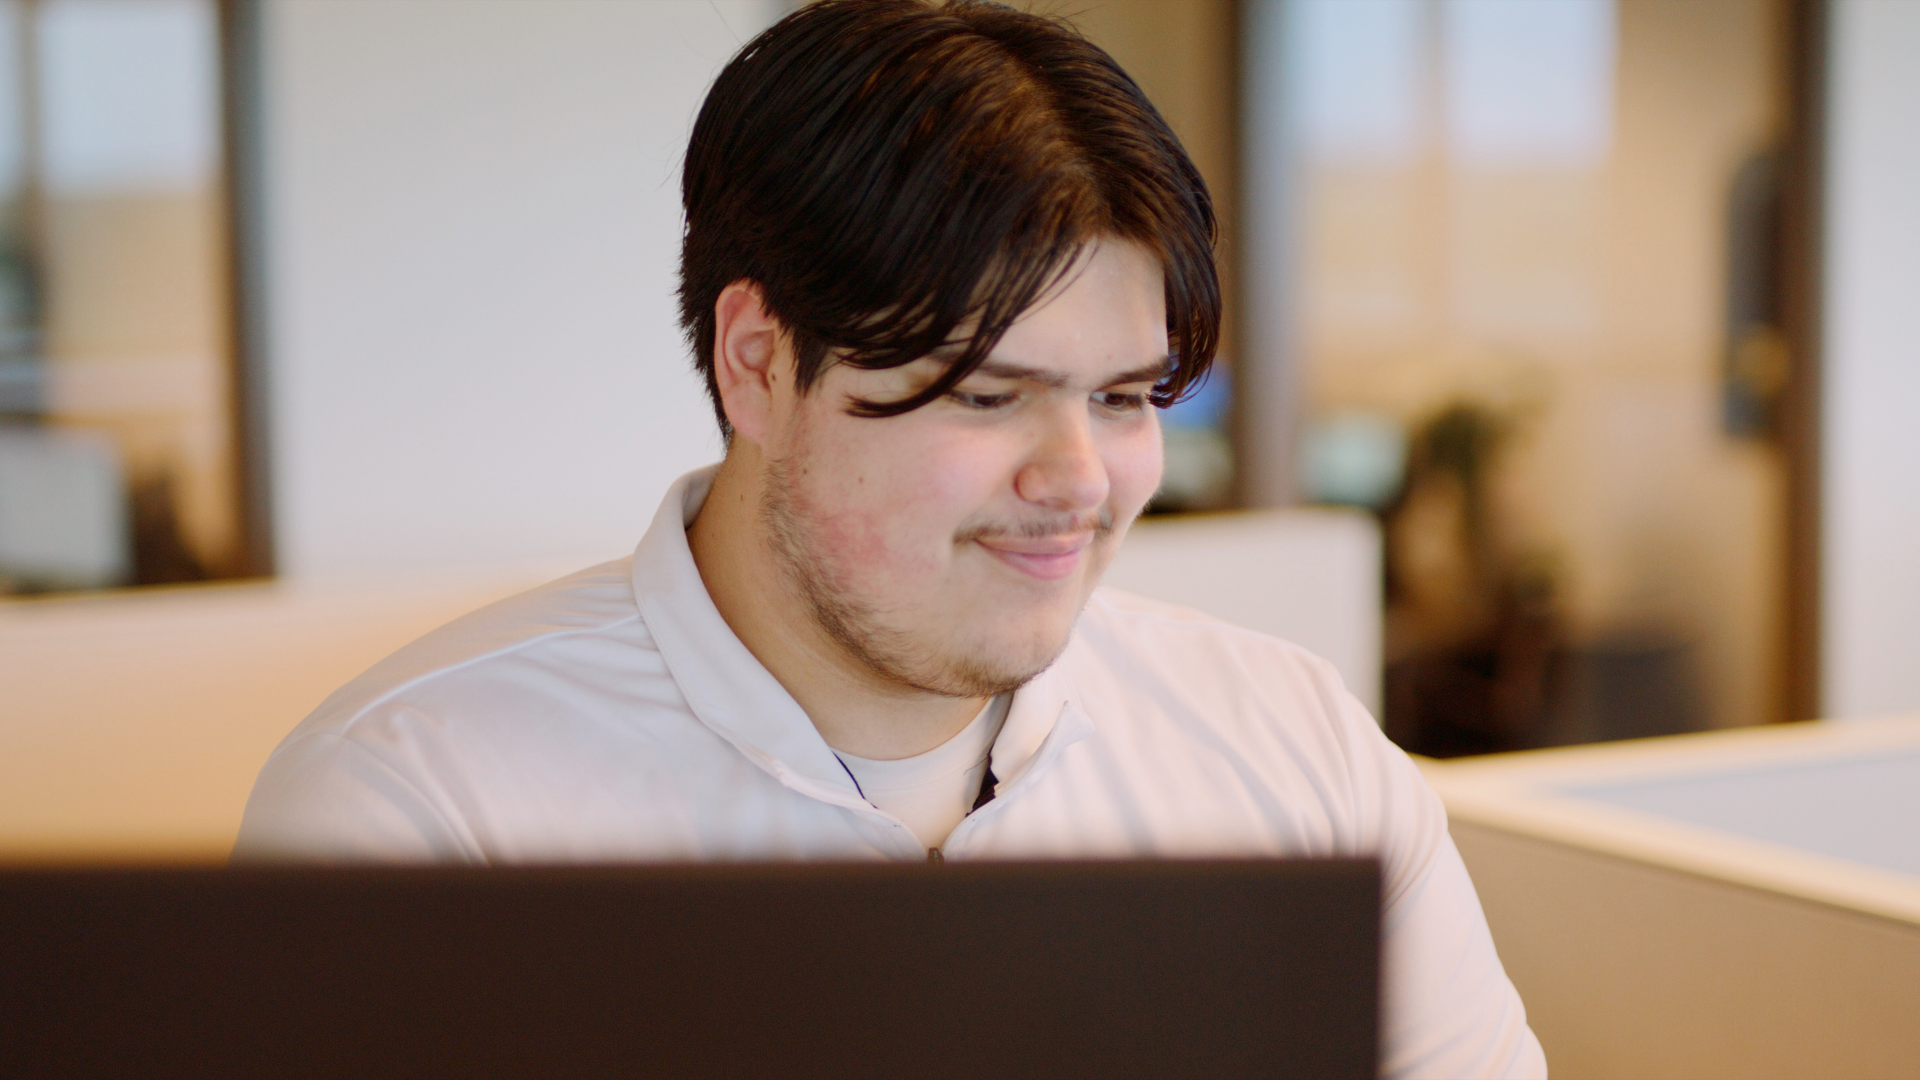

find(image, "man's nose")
[1014,406,1110,513]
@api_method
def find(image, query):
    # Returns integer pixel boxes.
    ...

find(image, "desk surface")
[1423,715,1920,924]
[1567,745,1920,876]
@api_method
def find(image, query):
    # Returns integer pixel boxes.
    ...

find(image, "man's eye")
[1093,391,1150,412]
[950,390,1017,410]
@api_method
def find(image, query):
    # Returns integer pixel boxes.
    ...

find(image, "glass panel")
[0,0,236,594]
[1277,0,1790,752]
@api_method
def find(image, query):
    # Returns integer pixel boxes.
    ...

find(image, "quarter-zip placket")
[922,760,999,864]
[935,702,1092,861]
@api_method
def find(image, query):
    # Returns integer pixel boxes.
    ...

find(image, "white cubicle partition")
[1425,718,1920,1079]
[1823,0,1920,721]
[1104,508,1382,716]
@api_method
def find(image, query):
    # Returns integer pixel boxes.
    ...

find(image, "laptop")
[0,859,1379,1078]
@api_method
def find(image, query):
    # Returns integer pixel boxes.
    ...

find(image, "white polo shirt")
[235,466,1546,1080]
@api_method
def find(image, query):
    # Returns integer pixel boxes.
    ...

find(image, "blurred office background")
[8,8,1917,1070]
[1,0,1916,763]
[0,0,239,590]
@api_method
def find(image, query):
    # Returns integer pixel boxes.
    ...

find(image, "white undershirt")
[833,694,1011,850]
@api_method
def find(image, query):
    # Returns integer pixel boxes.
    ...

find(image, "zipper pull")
[926,847,944,865]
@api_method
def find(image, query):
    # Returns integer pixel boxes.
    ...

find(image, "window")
[0,0,253,595]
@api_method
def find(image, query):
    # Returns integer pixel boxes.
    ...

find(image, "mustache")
[953,510,1114,544]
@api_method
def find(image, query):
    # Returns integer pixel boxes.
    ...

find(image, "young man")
[237,2,1545,1075]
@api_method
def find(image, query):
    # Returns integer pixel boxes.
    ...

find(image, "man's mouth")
[972,533,1095,581]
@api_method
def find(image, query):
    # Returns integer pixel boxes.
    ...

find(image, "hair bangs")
[679,0,1220,436]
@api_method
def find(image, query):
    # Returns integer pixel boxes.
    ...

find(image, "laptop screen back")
[1,859,1379,1079]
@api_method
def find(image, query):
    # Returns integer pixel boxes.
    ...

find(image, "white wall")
[1823,0,1920,719]
[261,0,781,578]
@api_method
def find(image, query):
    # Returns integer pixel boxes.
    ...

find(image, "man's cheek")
[812,499,947,584]
[1109,434,1164,517]
[851,431,993,522]
[914,427,1021,507]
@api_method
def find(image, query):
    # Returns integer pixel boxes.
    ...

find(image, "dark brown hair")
[678,0,1218,434]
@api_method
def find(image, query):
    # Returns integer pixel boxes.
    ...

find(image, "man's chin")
[841,564,1097,698]
[923,612,1081,697]
[914,650,1060,699]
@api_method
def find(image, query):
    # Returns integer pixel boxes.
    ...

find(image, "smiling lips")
[974,534,1095,581]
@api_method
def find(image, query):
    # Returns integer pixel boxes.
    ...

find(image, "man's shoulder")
[1067,585,1375,745]
[288,558,652,743]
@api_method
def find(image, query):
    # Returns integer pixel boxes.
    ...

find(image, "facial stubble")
[759,453,1109,700]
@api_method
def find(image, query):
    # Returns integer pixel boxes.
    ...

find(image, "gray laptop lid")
[1,859,1379,1079]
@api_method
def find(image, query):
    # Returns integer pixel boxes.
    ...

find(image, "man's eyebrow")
[1099,357,1177,387]
[964,356,1175,389]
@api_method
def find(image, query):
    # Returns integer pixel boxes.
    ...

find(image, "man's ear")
[712,280,787,444]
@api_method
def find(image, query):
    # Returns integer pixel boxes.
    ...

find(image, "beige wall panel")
[1454,821,1920,1079]
[0,572,554,862]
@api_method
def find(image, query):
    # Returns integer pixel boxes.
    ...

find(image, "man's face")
[760,238,1168,697]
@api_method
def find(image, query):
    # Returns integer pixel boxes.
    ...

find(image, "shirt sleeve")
[230,731,477,864]
[1339,689,1549,1080]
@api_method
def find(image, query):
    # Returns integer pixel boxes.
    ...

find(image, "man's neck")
[686,452,988,761]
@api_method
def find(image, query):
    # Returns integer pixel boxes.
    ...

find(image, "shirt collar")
[632,466,865,809]
[990,655,1086,791]
[631,465,1079,809]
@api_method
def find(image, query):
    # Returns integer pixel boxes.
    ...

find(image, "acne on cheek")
[812,504,950,584]
[819,510,892,567]
[804,460,942,567]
